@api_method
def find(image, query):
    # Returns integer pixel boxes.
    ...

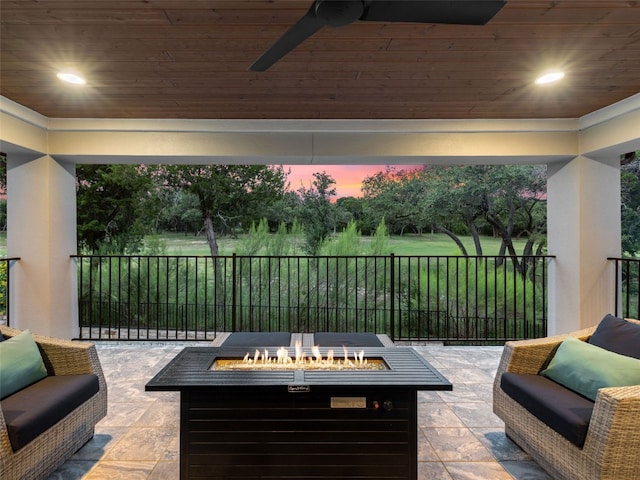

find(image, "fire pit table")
[146,345,451,480]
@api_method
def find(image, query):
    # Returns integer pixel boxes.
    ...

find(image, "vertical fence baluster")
[390,253,395,342]
[231,254,237,332]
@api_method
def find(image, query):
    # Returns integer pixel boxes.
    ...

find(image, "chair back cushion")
[588,314,640,359]
[541,336,640,401]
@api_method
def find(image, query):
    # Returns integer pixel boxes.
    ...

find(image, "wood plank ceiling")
[1,0,639,120]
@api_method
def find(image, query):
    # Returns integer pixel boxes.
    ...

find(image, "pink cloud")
[282,165,419,199]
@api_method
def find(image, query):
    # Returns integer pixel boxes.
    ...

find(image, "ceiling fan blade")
[249,0,505,71]
[361,0,506,25]
[249,6,325,72]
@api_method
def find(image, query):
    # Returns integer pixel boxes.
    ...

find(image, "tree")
[152,189,202,235]
[621,151,640,255]
[0,199,6,232]
[263,190,300,232]
[362,167,431,236]
[0,154,5,229]
[76,164,155,253]
[424,165,547,275]
[297,172,337,254]
[420,167,478,255]
[360,164,547,275]
[0,152,6,192]
[157,165,287,256]
[336,196,365,232]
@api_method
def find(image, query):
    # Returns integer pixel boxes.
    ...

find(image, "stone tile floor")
[46,343,553,480]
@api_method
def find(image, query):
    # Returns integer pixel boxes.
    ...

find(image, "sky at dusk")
[283,165,418,199]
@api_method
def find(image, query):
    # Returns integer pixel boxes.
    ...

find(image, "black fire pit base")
[146,347,451,480]
[184,386,416,479]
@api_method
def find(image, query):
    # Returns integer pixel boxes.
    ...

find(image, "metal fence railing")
[73,254,552,344]
[610,257,640,319]
[0,257,20,327]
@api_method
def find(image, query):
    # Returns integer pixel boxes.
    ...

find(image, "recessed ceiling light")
[535,71,565,85]
[57,72,86,85]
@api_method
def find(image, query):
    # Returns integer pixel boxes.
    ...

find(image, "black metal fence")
[0,257,19,327]
[74,254,551,344]
[610,257,640,319]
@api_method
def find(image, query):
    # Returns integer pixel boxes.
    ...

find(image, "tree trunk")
[436,225,468,256]
[522,238,535,257]
[203,215,219,256]
[203,215,228,327]
[468,222,483,256]
[485,212,524,276]
[496,241,507,267]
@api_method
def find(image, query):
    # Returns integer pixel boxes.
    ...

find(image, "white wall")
[7,155,78,338]
[547,156,621,334]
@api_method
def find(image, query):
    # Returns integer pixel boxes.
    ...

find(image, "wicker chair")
[0,326,108,480]
[493,321,640,480]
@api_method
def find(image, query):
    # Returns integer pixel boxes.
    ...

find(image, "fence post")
[613,258,620,317]
[390,253,395,341]
[232,253,237,332]
[6,259,11,328]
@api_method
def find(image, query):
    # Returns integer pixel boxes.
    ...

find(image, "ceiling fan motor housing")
[315,0,365,26]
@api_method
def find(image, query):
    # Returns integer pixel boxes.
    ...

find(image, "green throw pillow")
[0,330,48,399]
[541,336,640,401]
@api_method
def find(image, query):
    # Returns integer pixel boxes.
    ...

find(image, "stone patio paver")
[44,343,552,480]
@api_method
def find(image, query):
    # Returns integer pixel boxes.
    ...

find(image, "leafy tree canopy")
[621,151,640,255]
[76,164,155,253]
[297,171,337,254]
[361,164,547,277]
[157,164,287,256]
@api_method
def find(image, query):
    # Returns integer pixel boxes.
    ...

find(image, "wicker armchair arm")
[34,335,99,376]
[0,326,101,377]
[583,385,640,473]
[0,412,8,473]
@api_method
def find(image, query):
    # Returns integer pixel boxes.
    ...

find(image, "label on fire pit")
[288,384,310,393]
[330,397,367,409]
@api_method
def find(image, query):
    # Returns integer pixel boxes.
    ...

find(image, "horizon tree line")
[1,152,639,257]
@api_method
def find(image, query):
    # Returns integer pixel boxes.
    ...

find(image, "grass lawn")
[144,232,530,256]
[0,231,531,257]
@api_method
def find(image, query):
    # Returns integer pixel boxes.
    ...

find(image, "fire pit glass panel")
[211,344,389,371]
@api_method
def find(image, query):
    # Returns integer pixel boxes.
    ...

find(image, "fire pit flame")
[215,341,386,371]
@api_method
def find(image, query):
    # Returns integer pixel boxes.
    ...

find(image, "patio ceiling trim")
[1,93,639,166]
[578,92,640,161]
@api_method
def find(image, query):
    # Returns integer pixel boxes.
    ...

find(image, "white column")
[7,155,78,339]
[547,155,621,335]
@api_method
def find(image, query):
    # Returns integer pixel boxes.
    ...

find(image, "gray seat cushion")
[1,374,100,451]
[500,372,594,447]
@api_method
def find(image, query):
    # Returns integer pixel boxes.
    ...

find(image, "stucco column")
[547,155,621,335]
[7,155,78,339]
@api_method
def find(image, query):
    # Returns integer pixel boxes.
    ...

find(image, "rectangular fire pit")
[146,346,451,480]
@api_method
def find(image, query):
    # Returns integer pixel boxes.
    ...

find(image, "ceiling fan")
[249,0,507,72]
